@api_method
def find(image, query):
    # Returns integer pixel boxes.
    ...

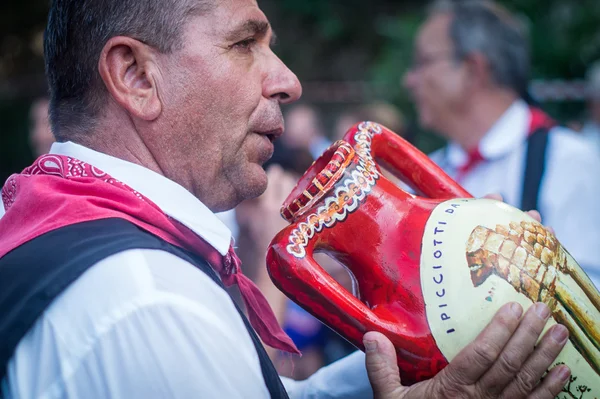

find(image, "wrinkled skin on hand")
[364,301,570,399]
[364,206,570,399]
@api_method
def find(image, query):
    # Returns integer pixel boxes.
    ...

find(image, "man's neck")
[75,118,166,177]
[446,90,520,151]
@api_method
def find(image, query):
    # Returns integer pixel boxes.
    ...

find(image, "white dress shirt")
[430,100,600,286]
[1,141,371,399]
[580,121,600,153]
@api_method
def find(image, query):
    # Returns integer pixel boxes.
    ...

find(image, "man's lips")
[253,132,276,164]
[254,127,284,143]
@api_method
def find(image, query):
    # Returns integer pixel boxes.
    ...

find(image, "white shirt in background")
[430,100,600,287]
[580,121,600,153]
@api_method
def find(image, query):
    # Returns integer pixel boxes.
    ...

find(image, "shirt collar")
[50,141,232,255]
[446,99,530,168]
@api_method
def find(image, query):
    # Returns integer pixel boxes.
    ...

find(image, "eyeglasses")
[409,52,459,72]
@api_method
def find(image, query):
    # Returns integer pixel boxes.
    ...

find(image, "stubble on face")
[220,105,284,207]
[149,0,291,212]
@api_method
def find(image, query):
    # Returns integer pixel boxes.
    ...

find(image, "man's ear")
[98,36,162,121]
[465,52,492,90]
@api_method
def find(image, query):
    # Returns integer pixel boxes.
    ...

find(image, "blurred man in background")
[403,0,600,286]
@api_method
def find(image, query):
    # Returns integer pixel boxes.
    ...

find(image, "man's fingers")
[526,210,542,223]
[483,193,503,201]
[500,324,569,399]
[525,210,555,233]
[526,364,570,399]
[482,193,545,226]
[444,303,523,385]
[364,331,404,399]
[477,303,552,396]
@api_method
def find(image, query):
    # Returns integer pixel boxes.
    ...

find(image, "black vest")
[0,218,288,398]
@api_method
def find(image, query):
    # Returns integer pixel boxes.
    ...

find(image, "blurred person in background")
[28,97,55,156]
[236,140,356,380]
[335,102,409,187]
[403,0,600,286]
[0,98,54,221]
[580,60,600,151]
[282,103,331,159]
[334,102,406,141]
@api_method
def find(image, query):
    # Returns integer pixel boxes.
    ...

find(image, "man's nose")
[402,69,417,91]
[263,55,302,104]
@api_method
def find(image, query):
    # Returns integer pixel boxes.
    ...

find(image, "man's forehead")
[194,0,273,41]
[210,0,269,29]
[180,0,275,48]
[417,14,452,51]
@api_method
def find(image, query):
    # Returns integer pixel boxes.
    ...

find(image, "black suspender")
[520,127,550,213]
[439,126,550,215]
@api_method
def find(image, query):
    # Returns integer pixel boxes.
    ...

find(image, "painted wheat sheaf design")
[466,221,600,375]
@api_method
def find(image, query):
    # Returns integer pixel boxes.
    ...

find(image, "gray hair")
[429,0,530,95]
[44,0,214,141]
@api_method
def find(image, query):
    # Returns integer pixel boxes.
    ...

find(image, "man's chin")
[200,164,269,213]
[219,165,269,210]
[245,174,269,200]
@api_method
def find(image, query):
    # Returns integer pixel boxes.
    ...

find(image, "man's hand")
[364,302,570,399]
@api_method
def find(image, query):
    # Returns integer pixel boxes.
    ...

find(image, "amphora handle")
[343,122,472,199]
[267,141,388,351]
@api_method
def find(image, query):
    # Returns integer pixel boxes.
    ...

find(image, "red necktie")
[456,147,484,183]
[169,218,300,354]
[452,107,553,184]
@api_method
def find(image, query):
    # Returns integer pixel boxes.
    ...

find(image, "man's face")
[151,0,301,212]
[403,14,469,136]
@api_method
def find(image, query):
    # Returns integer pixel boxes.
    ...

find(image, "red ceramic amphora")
[267,122,600,389]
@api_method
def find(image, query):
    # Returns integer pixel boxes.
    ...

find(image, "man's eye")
[233,38,256,51]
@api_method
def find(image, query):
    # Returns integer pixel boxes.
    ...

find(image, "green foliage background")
[1,0,599,182]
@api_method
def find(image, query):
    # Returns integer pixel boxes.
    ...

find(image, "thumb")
[482,193,503,202]
[364,331,404,399]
